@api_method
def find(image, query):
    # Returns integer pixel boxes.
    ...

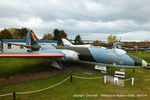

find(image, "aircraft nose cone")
[142,60,147,67]
[128,54,142,66]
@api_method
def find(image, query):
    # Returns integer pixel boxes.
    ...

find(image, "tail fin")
[26,32,31,45]
[6,31,40,51]
[26,31,40,51]
[30,32,38,45]
[62,38,73,46]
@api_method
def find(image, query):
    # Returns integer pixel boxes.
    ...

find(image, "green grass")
[0,58,52,78]
[128,51,150,63]
[0,68,150,100]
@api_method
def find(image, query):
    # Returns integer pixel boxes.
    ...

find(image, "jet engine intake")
[62,50,79,61]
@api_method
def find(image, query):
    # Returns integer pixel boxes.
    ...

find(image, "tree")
[0,29,13,40]
[0,28,35,40]
[42,33,53,40]
[59,30,67,39]
[53,29,60,41]
[8,28,21,39]
[53,29,68,45]
[93,40,100,46]
[74,35,83,44]
[107,34,118,45]
[18,28,29,39]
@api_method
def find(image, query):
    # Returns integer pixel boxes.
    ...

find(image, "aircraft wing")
[0,51,64,58]
[0,54,64,58]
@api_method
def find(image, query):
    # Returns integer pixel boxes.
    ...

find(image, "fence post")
[133,68,135,73]
[104,76,106,83]
[131,77,134,86]
[13,92,16,100]
[70,75,72,82]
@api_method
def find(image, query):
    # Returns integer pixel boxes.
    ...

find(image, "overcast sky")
[0,0,150,41]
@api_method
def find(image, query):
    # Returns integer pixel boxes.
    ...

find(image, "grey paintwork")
[89,47,134,66]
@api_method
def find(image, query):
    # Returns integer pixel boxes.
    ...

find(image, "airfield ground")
[0,51,150,100]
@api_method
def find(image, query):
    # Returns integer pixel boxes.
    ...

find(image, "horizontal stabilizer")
[7,42,31,48]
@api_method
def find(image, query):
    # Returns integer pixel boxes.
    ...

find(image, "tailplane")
[7,31,41,51]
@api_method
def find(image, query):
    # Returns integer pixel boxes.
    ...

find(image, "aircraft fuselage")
[55,46,146,67]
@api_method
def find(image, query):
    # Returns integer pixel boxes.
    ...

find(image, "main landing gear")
[51,60,62,70]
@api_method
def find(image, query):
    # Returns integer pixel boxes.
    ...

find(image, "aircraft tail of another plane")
[6,31,40,51]
[26,32,31,45]
[6,32,33,49]
[62,38,73,46]
[29,32,38,45]
[27,31,41,51]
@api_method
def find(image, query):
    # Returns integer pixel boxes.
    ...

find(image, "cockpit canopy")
[115,49,127,55]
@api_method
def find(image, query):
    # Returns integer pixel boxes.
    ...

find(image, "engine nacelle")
[62,50,79,61]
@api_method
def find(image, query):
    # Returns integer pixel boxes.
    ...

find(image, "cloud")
[80,31,150,41]
[0,0,150,40]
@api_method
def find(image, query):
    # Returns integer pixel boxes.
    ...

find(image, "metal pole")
[13,92,16,100]
[131,77,134,86]
[104,76,106,83]
[70,75,72,82]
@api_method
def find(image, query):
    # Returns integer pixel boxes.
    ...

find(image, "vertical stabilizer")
[26,32,31,45]
[26,31,40,51]
[62,38,73,46]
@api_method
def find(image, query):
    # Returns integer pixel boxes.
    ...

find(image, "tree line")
[1,27,148,47]
[0,28,83,45]
[93,34,118,46]
[0,28,30,40]
[0,27,117,46]
[42,29,83,45]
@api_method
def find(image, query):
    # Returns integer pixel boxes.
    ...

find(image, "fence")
[0,75,150,100]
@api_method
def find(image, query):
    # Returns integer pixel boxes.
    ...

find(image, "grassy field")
[0,58,52,78]
[128,51,150,63]
[0,51,149,100]
[0,68,150,100]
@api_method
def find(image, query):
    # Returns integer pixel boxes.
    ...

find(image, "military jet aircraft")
[0,31,148,70]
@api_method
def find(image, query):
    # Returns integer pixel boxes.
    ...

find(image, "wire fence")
[16,76,70,95]
[1,75,150,98]
[0,93,13,97]
[0,76,70,97]
[72,75,104,79]
[124,78,132,81]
